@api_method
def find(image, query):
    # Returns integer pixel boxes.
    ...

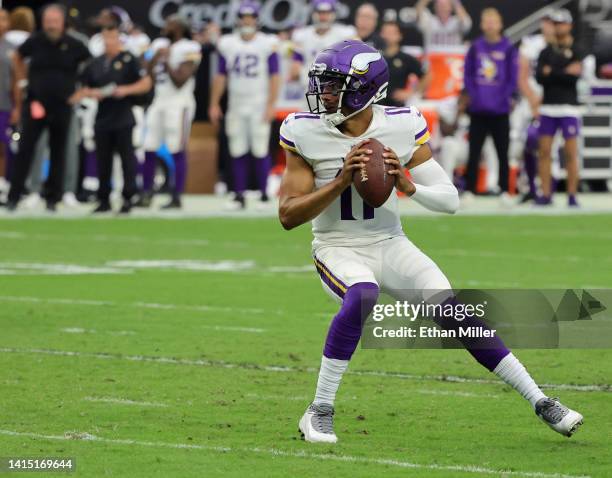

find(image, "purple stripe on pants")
[314,256,348,299]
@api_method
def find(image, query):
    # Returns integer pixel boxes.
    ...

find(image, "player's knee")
[342,282,379,320]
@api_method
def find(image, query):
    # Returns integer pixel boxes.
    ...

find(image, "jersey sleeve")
[216,36,230,75]
[267,36,280,75]
[279,114,299,154]
[412,107,431,146]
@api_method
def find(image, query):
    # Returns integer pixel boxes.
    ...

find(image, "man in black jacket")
[6,4,90,212]
[74,22,152,214]
[535,9,584,207]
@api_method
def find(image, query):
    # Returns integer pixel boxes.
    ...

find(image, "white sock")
[493,353,547,408]
[313,356,349,406]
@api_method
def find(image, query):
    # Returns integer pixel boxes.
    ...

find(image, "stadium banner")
[361,289,612,349]
[72,0,551,39]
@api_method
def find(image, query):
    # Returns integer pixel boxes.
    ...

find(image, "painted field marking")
[0,429,590,478]
[83,397,168,408]
[0,347,609,393]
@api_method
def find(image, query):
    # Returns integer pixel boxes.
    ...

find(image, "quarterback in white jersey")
[279,40,583,444]
[140,15,201,209]
[291,0,356,89]
[209,0,280,209]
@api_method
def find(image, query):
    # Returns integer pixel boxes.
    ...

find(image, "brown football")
[352,138,395,208]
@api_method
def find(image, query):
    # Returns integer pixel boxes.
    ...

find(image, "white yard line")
[0,263,129,275]
[0,295,269,316]
[83,397,168,408]
[61,328,137,336]
[0,429,590,478]
[0,231,212,247]
[0,347,609,393]
[414,389,500,398]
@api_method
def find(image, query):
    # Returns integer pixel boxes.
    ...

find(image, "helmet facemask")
[306,70,361,114]
[306,65,388,127]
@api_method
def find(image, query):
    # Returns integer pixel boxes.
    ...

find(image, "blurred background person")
[6,6,35,48]
[139,15,201,210]
[463,8,518,205]
[290,0,356,86]
[415,0,472,52]
[380,20,430,107]
[6,4,90,212]
[536,9,584,207]
[514,13,556,203]
[0,8,14,195]
[209,0,280,210]
[74,21,152,214]
[354,3,385,51]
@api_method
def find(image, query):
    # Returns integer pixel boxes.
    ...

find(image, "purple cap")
[312,0,337,13]
[238,0,261,17]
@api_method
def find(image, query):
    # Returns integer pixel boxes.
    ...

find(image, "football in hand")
[352,138,395,208]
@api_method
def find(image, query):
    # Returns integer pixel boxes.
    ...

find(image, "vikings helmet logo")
[351,52,383,75]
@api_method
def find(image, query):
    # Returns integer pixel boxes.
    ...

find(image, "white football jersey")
[151,37,201,98]
[280,105,430,249]
[520,34,547,96]
[217,32,280,111]
[125,32,151,57]
[292,24,357,74]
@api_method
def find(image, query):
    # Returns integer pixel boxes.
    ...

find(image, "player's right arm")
[278,143,371,231]
[208,71,226,127]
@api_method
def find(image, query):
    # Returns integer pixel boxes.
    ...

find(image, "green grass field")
[0,214,611,477]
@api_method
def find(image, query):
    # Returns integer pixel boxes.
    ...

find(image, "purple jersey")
[464,36,518,115]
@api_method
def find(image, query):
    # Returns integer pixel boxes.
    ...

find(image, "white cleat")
[535,397,583,437]
[299,403,338,443]
[499,192,515,209]
[22,193,43,210]
[62,192,79,208]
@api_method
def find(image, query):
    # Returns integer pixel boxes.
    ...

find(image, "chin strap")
[323,82,388,127]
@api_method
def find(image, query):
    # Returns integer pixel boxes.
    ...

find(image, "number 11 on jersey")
[336,169,375,221]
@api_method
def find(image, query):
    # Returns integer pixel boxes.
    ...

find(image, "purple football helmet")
[307,40,389,126]
[238,0,261,17]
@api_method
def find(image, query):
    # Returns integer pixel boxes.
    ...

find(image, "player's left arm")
[385,144,459,214]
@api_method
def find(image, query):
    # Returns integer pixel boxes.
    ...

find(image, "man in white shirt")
[415,0,472,52]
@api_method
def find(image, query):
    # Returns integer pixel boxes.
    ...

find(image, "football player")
[290,0,357,87]
[278,40,583,443]
[209,0,280,209]
[140,15,201,209]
